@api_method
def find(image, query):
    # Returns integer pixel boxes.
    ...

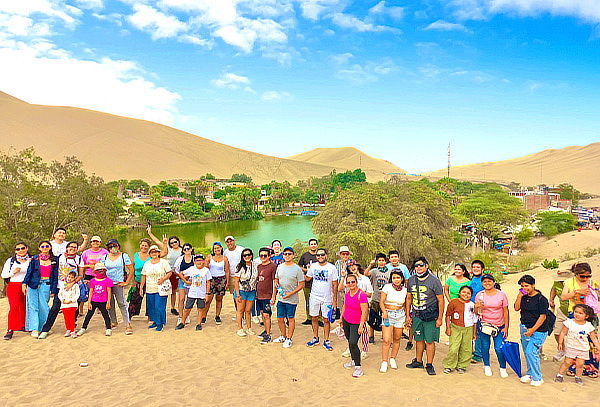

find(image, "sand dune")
[0,92,388,184]
[427,143,600,195]
[288,147,404,175]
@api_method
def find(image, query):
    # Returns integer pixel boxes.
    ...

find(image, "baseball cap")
[481,273,495,282]
[90,235,102,242]
[193,254,205,261]
[106,238,119,247]
[283,247,294,253]
[224,235,235,242]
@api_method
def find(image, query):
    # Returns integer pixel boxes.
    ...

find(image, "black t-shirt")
[298,252,317,288]
[520,293,550,332]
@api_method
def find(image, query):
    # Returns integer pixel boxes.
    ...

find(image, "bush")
[514,254,539,272]
[541,259,559,270]
[515,228,534,243]
[536,211,577,237]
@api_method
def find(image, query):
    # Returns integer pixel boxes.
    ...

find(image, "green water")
[119,216,315,254]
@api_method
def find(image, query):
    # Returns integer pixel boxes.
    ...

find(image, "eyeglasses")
[183,247,192,251]
[259,254,268,258]
[283,252,293,256]
[316,253,326,257]
[578,274,592,279]
[15,246,27,251]
[346,280,357,284]
[243,253,253,257]
[40,245,51,249]
[414,263,426,267]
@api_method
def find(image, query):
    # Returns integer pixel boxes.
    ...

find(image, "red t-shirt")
[256,262,277,300]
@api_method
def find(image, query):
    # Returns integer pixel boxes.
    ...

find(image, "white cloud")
[128,4,188,39]
[297,0,342,20]
[211,72,252,90]
[178,33,212,47]
[330,12,400,33]
[330,52,353,64]
[335,59,396,84]
[424,19,471,32]
[368,1,404,20]
[261,90,291,101]
[74,0,104,9]
[0,14,52,36]
[0,0,78,25]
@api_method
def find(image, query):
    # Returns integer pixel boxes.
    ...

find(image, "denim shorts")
[239,290,256,301]
[276,301,297,319]
[385,308,406,328]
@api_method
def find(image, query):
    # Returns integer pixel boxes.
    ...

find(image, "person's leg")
[520,325,533,377]
[146,293,156,323]
[303,287,311,321]
[558,357,574,375]
[37,284,51,332]
[472,321,483,361]
[525,331,546,381]
[197,300,205,325]
[177,288,187,320]
[82,303,97,329]
[157,294,168,327]
[381,326,392,362]
[243,299,252,329]
[443,324,461,369]
[203,294,214,319]
[170,283,177,311]
[114,285,131,326]
[41,295,61,333]
[98,302,112,329]
[276,302,287,337]
[215,294,224,317]
[415,341,425,363]
[25,287,40,331]
[309,297,319,339]
[262,302,272,335]
[425,342,436,364]
[574,358,585,378]
[480,332,492,366]
[7,282,26,331]
[287,305,297,339]
[493,333,507,368]
[108,289,118,325]
[236,298,244,329]
[391,327,403,359]
[457,326,474,369]
[181,299,193,326]
[348,323,361,366]
[63,307,77,332]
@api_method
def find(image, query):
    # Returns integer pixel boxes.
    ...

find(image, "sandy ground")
[2,233,600,405]
[526,229,600,260]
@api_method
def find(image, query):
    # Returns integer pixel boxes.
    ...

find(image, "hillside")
[288,147,404,175]
[0,92,388,184]
[426,143,600,195]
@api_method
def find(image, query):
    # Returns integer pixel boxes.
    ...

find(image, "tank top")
[179,257,194,273]
[134,252,150,283]
[166,248,182,268]
[209,257,225,278]
[40,264,52,279]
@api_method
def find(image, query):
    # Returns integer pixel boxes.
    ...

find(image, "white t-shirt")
[564,318,595,351]
[224,245,245,276]
[51,240,68,256]
[57,254,81,289]
[142,259,171,294]
[184,267,211,299]
[307,262,338,303]
[357,275,373,295]
[381,283,407,308]
[1,258,30,283]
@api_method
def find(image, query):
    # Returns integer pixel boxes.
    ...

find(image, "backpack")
[545,309,557,336]
[3,257,16,284]
[78,280,89,302]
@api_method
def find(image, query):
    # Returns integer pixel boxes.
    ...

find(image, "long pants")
[25,282,51,332]
[6,282,26,331]
[128,283,144,317]
[41,295,61,333]
[473,322,484,360]
[62,307,77,331]
[520,324,547,381]
[480,325,507,368]
[146,293,167,327]
[82,301,111,329]
[343,318,361,367]
[109,285,130,325]
[443,324,474,369]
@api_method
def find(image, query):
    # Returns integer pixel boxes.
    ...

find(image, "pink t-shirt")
[343,289,368,324]
[476,290,508,327]
[40,264,52,279]
[89,277,114,303]
[81,248,109,276]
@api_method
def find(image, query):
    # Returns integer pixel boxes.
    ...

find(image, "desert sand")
[2,231,600,405]
[288,147,404,175]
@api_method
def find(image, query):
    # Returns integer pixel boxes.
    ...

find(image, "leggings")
[343,318,361,367]
[82,301,111,330]
[41,295,61,333]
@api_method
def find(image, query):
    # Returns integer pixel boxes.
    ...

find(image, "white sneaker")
[31,330,39,338]
[77,328,86,337]
[231,316,237,321]
[342,348,351,358]
[177,317,182,325]
[283,338,293,348]
[273,335,286,343]
[530,379,544,386]
[361,351,369,360]
[245,328,255,335]
[484,366,492,376]
[37,332,48,339]
[343,360,355,369]
[105,329,112,336]
[499,368,508,378]
[520,375,532,383]
[380,361,388,373]
[353,366,364,378]
[64,330,72,337]
[252,316,261,324]
[389,358,398,369]
[237,329,247,337]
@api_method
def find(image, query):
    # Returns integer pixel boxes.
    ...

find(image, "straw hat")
[338,246,353,255]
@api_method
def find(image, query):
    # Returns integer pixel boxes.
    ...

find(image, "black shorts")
[84,274,94,281]
[185,297,206,309]
[256,299,272,315]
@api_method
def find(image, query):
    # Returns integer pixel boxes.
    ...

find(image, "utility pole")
[447,142,451,178]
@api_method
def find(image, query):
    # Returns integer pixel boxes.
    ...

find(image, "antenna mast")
[447,142,451,178]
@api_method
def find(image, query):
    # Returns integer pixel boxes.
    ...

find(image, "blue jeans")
[520,324,547,381]
[473,321,483,360]
[146,293,167,327]
[479,324,506,368]
[25,282,51,332]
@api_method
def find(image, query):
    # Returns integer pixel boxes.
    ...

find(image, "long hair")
[236,248,254,274]
[38,240,55,261]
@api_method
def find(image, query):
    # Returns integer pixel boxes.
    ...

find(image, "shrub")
[541,258,559,270]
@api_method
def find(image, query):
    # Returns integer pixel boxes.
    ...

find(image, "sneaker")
[574,377,583,385]
[185,316,191,324]
[175,323,185,330]
[195,324,202,331]
[201,317,207,324]
[484,366,492,377]
[70,331,78,338]
[306,337,320,347]
[361,351,369,360]
[352,366,364,378]
[405,341,413,351]
[301,319,312,325]
[470,357,482,364]
[177,317,182,325]
[530,380,544,386]
[389,358,398,369]
[237,329,247,337]
[258,330,267,339]
[3,330,13,340]
[171,308,179,316]
[456,368,466,374]
[380,361,388,373]
[406,359,424,369]
[31,330,39,338]
[125,325,133,335]
[64,330,72,337]
[231,316,237,321]
[323,340,333,351]
[283,338,293,348]
[77,328,86,337]
[215,316,222,325]
[252,316,261,324]
[342,348,351,358]
[499,368,508,378]
[368,336,375,344]
[273,335,286,343]
[148,323,157,329]
[318,320,324,327]
[554,374,564,383]
[105,329,112,336]
[425,364,436,375]
[155,325,163,332]
[37,332,48,340]
[520,375,532,383]
[245,328,255,335]
[443,368,453,374]
[402,332,409,340]
[260,334,271,344]
[344,360,355,369]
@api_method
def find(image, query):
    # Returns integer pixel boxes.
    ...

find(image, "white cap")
[90,235,102,242]
[224,235,235,242]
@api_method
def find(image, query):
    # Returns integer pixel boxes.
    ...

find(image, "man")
[298,238,319,325]
[305,248,338,351]
[224,236,245,317]
[256,247,277,344]
[364,253,391,343]
[549,269,573,361]
[273,247,305,348]
[50,227,89,256]
[387,250,410,280]
[469,260,485,363]
[405,256,444,375]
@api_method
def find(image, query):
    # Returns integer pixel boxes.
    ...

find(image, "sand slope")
[0,92,388,184]
[426,143,600,195]
[288,147,405,175]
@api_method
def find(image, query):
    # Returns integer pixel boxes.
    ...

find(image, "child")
[177,254,211,331]
[443,285,477,374]
[77,262,113,337]
[555,304,600,385]
[58,271,80,338]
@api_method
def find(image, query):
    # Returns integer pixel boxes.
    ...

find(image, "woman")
[80,236,109,279]
[339,263,373,358]
[103,239,134,335]
[270,240,284,265]
[22,241,58,338]
[514,274,549,386]
[128,238,153,318]
[474,274,510,378]
[341,273,369,378]
[140,245,172,331]
[173,243,195,327]
[561,262,599,321]
[2,242,31,340]
[148,226,182,316]
[444,263,471,302]
[203,242,230,325]
[379,271,407,373]
[234,248,259,337]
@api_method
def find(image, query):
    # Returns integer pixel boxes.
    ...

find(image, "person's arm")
[514,290,523,311]
[159,237,168,258]
[139,275,146,296]
[124,262,135,286]
[271,274,277,304]
[22,260,34,295]
[358,300,369,334]
[445,308,452,337]
[549,287,556,311]
[589,331,600,357]
[106,285,112,309]
[332,280,338,309]
[234,276,241,303]
[147,225,163,246]
[283,279,305,299]
[338,276,346,292]
[206,277,211,296]
[524,313,546,337]
[557,325,568,351]
[224,257,230,289]
[405,291,413,327]
[363,259,375,277]
[78,234,89,252]
[561,283,589,300]
[379,291,388,319]
[502,305,510,337]
[443,284,451,303]
[436,294,445,328]
[181,272,192,286]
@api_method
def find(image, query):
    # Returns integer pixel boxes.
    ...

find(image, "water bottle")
[277,285,286,298]
[383,317,391,327]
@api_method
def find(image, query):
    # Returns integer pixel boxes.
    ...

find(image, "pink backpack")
[585,286,600,314]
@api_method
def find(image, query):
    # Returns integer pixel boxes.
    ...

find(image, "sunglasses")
[183,247,192,251]
[414,263,426,267]
[316,253,326,257]
[346,280,357,284]
[15,246,27,251]
[243,253,253,257]
[578,274,592,279]
[259,254,269,258]
[40,245,51,249]
[169,241,178,245]
[283,252,293,256]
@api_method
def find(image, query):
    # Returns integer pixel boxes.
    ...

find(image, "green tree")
[230,173,252,183]
[155,181,179,197]
[203,173,216,180]
[179,201,208,220]
[126,179,150,194]
[332,169,366,189]
[556,183,581,206]
[536,211,577,237]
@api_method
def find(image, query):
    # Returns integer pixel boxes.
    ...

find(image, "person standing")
[405,256,445,375]
[550,270,573,360]
[305,248,338,351]
[256,247,277,344]
[444,264,471,302]
[147,226,182,316]
[77,263,113,337]
[80,236,109,279]
[273,247,305,348]
[469,259,486,363]
[298,238,319,325]
[339,263,373,359]
[178,254,211,331]
[515,275,550,386]
[128,238,153,318]
[224,235,245,315]
[234,248,259,337]
[341,274,369,378]
[50,228,88,256]
[173,243,195,326]
[103,239,134,335]
[379,271,408,373]
[560,262,599,319]
[386,250,411,280]
[140,245,172,331]
[2,242,31,340]
[364,253,391,344]
[442,286,477,374]
[203,242,230,325]
[58,271,80,338]
[270,240,284,266]
[334,246,354,312]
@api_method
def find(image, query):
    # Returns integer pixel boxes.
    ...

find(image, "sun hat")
[90,235,102,242]
[148,245,160,253]
[338,246,352,255]
[94,262,107,271]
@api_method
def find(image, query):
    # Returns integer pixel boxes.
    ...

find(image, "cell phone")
[519,288,526,295]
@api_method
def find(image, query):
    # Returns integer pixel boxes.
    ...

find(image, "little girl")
[58,271,80,338]
[77,263,113,337]
[443,285,477,374]
[555,304,600,385]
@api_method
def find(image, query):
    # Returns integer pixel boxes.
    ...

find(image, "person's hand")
[557,341,564,351]
[270,298,275,305]
[446,327,451,337]
[502,327,509,338]
[14,267,21,274]
[22,285,27,295]
[88,303,92,310]
[82,233,88,240]
[106,302,111,310]
[369,259,375,266]
[283,293,291,300]
[162,234,168,244]
[549,302,555,311]
[118,282,127,287]
[405,316,412,327]
[575,287,590,296]
[524,328,534,337]
[436,318,443,328]
[381,311,388,319]
[157,278,164,285]
[236,296,242,304]
[358,324,365,335]
[146,225,152,234]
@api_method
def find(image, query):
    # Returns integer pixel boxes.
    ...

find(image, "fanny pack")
[480,321,499,337]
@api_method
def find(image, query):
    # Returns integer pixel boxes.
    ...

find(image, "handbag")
[480,321,500,337]
[414,275,439,322]
[158,278,172,296]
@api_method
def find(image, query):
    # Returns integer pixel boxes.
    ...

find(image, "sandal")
[125,326,133,335]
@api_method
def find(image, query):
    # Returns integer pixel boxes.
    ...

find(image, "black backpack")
[545,309,557,336]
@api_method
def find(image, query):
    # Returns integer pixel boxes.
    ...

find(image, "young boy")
[178,254,211,331]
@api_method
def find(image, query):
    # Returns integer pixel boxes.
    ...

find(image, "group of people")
[2,228,599,384]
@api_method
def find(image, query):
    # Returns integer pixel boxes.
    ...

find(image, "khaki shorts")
[553,308,568,335]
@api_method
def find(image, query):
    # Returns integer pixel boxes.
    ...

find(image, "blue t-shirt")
[470,275,484,301]
[103,253,132,283]
[386,263,411,280]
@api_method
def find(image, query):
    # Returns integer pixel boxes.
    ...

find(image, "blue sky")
[1,0,599,173]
